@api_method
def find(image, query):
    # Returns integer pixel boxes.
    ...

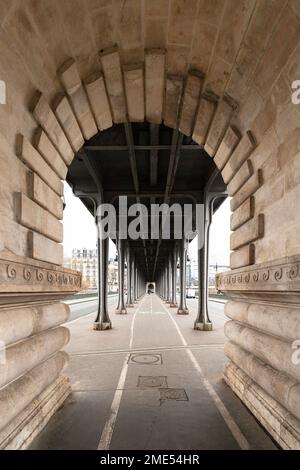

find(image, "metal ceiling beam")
[85,144,202,151]
[124,123,140,194]
[124,122,149,276]
[151,130,184,279]
[150,124,159,186]
[78,149,104,202]
[106,191,200,203]
[164,131,183,205]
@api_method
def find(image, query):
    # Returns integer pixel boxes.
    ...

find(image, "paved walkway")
[30,295,277,450]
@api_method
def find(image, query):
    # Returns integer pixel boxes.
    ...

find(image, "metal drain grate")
[138,376,168,389]
[128,353,162,365]
[159,388,189,402]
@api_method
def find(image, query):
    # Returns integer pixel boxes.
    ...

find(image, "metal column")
[115,237,127,314]
[170,243,178,307]
[177,237,189,315]
[194,195,215,330]
[126,246,134,307]
[94,219,111,329]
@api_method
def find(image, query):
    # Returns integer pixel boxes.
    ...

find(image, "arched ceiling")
[0,0,289,107]
[1,0,300,273]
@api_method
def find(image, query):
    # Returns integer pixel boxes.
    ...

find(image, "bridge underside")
[1,0,300,451]
[68,121,225,273]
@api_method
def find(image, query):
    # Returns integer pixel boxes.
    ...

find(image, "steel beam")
[85,144,202,151]
[150,124,159,186]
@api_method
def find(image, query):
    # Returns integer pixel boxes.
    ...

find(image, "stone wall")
[0,0,300,449]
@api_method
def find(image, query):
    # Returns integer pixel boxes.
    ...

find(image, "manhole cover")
[128,353,162,365]
[138,376,168,389]
[159,388,189,401]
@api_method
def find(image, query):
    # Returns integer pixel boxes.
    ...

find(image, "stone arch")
[1,1,300,450]
[146,282,155,293]
[17,50,264,271]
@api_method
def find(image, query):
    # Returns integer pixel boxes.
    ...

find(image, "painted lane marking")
[97,296,146,450]
[69,343,224,357]
[159,296,250,451]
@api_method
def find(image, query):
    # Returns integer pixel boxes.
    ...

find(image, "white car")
[186,288,196,298]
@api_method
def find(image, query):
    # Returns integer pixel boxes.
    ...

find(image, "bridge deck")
[30,296,276,450]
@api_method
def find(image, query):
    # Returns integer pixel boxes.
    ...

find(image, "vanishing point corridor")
[3,0,300,455]
[30,295,276,451]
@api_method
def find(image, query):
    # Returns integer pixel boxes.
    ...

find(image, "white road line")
[159,296,251,451]
[69,343,224,357]
[97,295,146,450]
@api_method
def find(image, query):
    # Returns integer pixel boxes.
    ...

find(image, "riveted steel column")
[115,237,127,314]
[126,246,134,307]
[94,216,111,329]
[177,237,189,315]
[133,256,138,303]
[194,196,213,330]
[170,243,178,307]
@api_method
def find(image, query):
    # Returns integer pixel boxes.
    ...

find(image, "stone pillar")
[216,263,300,450]
[170,244,178,307]
[177,237,189,315]
[194,196,212,330]
[115,238,127,314]
[126,246,134,307]
[0,351,69,449]
[94,231,111,330]
[0,257,80,450]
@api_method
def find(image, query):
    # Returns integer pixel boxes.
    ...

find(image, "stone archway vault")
[1,0,300,449]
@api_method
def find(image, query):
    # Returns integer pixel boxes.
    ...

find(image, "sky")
[63,182,231,266]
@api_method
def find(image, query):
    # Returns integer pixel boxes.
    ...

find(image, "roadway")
[66,295,117,323]
[66,295,226,324]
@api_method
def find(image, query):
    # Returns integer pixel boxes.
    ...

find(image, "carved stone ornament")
[216,255,300,293]
[0,257,82,294]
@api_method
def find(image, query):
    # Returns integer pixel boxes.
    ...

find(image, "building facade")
[71,248,97,289]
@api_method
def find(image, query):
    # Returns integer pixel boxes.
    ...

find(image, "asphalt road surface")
[31,294,276,450]
[66,295,226,323]
[66,295,118,322]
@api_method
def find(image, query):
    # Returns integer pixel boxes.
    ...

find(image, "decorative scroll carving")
[23,267,32,281]
[0,257,81,293]
[216,257,300,293]
[287,265,299,280]
[36,270,44,282]
[6,265,17,279]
